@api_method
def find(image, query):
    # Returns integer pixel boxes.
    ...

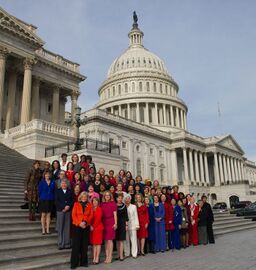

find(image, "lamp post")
[74,106,86,151]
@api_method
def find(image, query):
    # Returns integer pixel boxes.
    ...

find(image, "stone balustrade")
[36,48,80,73]
[5,119,74,137]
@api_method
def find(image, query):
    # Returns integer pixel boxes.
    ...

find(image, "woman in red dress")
[136,193,149,256]
[189,196,199,246]
[101,191,117,264]
[160,194,173,250]
[66,162,75,184]
[90,197,104,264]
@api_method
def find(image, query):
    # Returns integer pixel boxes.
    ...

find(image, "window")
[160,84,162,93]
[108,88,110,97]
[159,150,163,157]
[123,162,127,171]
[125,83,128,93]
[48,104,52,113]
[136,159,142,176]
[132,82,135,92]
[150,167,155,181]
[109,138,114,145]
[112,86,115,96]
[139,82,143,92]
[146,82,150,92]
[136,145,140,152]
[150,148,154,155]
[160,169,164,183]
[153,83,157,92]
[122,141,127,149]
[118,85,121,95]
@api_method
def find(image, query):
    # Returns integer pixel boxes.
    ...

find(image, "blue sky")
[1,0,256,161]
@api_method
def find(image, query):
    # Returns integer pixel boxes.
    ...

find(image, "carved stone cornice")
[0,46,9,60]
[23,58,37,70]
[71,89,80,99]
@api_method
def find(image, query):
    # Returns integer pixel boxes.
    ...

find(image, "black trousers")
[207,223,215,243]
[70,225,90,268]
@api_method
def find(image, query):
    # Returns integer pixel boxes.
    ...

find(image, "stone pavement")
[64,229,256,270]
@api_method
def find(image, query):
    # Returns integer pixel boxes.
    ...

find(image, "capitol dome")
[96,14,188,132]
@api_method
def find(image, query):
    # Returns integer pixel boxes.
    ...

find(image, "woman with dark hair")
[80,155,89,175]
[24,160,41,221]
[73,184,81,202]
[72,172,85,191]
[135,175,144,193]
[198,200,208,245]
[71,192,93,269]
[103,175,111,190]
[94,173,101,194]
[178,199,189,248]
[90,197,104,264]
[72,154,81,173]
[190,196,199,246]
[38,171,55,234]
[178,192,185,200]
[66,162,75,183]
[183,197,191,247]
[88,184,100,203]
[153,180,160,190]
[172,198,182,250]
[99,183,106,202]
[153,194,166,252]
[136,193,149,256]
[116,193,129,261]
[126,171,133,182]
[118,169,126,181]
[86,155,96,173]
[134,183,141,195]
[127,185,135,204]
[51,160,60,180]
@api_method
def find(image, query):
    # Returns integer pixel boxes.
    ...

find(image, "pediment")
[217,135,244,154]
[0,7,44,47]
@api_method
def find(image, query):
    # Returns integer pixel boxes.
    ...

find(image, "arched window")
[112,86,115,96]
[132,82,135,92]
[139,82,143,92]
[150,167,155,181]
[136,159,142,176]
[160,168,164,183]
[146,82,150,92]
[153,83,157,92]
[160,84,162,93]
[125,83,128,93]
[118,85,121,95]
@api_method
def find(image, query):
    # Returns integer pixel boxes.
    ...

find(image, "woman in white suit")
[124,194,140,258]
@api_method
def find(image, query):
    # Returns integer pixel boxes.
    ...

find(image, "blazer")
[127,204,139,230]
[38,179,55,201]
[72,202,93,226]
[55,188,73,211]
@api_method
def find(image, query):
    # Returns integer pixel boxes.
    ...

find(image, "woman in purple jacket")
[38,171,55,234]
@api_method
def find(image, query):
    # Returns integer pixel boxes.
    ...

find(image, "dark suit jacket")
[55,188,73,212]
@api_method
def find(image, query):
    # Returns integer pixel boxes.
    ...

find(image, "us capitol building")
[0,7,255,206]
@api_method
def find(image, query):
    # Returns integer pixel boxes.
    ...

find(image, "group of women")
[24,154,215,269]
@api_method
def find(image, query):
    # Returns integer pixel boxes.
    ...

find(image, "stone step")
[0,232,57,244]
[0,222,49,235]
[0,191,27,196]
[214,224,256,236]
[0,244,70,267]
[0,183,24,188]
[0,203,24,208]
[0,194,26,199]
[0,198,25,204]
[214,217,251,226]
[214,215,243,222]
[0,220,56,229]
[213,220,255,230]
[2,254,69,270]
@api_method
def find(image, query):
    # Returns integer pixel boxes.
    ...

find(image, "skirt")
[39,200,54,213]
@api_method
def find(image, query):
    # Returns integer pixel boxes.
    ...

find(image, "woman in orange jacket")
[70,191,93,269]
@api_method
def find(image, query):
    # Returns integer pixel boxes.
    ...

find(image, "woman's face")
[136,195,142,203]
[104,176,109,183]
[125,196,131,205]
[74,173,80,181]
[68,163,73,170]
[88,186,94,192]
[80,168,85,175]
[153,196,159,203]
[110,186,115,193]
[117,196,123,204]
[182,198,187,205]
[171,199,176,206]
[117,184,122,192]
[129,179,135,185]
[45,173,50,180]
[74,185,80,195]
[128,185,133,192]
[161,195,166,203]
[81,156,86,162]
[95,174,101,181]
[53,162,59,169]
[104,193,111,202]
[151,189,155,196]
[81,194,87,202]
[73,155,78,162]
[100,184,105,192]
[144,197,149,205]
[99,168,105,175]
[92,199,99,207]
[178,200,183,207]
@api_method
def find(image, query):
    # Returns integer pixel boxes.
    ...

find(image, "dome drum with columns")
[96,18,187,132]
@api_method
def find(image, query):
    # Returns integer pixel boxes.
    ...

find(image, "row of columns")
[109,102,187,129]
[0,48,79,131]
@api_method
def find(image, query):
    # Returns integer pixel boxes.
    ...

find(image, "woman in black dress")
[116,193,128,261]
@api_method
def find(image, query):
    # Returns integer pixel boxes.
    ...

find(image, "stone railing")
[36,48,80,73]
[5,119,75,137]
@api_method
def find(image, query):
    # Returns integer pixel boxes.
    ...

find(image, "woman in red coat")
[160,194,174,250]
[66,162,75,183]
[189,196,199,246]
[136,193,149,256]
[90,197,104,264]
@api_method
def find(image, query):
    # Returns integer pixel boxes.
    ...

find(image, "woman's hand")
[145,224,148,229]
[125,224,128,231]
[90,226,94,231]
[178,225,181,229]
[136,225,140,230]
[79,222,86,229]
[24,190,28,194]
[113,223,117,230]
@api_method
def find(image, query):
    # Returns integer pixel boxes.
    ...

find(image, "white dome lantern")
[97,12,188,133]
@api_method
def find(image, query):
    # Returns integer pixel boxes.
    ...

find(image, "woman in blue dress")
[153,195,166,252]
[146,197,156,253]
[171,198,182,250]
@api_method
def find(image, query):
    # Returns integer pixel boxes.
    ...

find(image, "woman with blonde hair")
[101,190,117,263]
[71,154,81,173]
[136,193,149,256]
[71,191,93,269]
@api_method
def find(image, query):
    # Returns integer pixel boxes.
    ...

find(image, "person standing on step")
[24,160,41,221]
[38,171,55,234]
[60,153,68,171]
[55,179,73,250]
[201,195,215,244]
[198,200,208,245]
[51,160,61,181]
[71,191,93,269]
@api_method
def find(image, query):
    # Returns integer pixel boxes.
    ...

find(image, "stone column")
[154,103,158,124]
[170,105,174,127]
[20,58,34,124]
[118,105,122,117]
[218,154,224,184]
[183,148,189,185]
[0,48,8,132]
[163,104,167,126]
[110,107,114,114]
[71,89,79,124]
[31,78,40,120]
[237,159,242,180]
[199,152,205,184]
[145,102,149,125]
[180,110,184,129]
[175,107,180,128]
[5,71,17,129]
[214,152,220,186]
[227,156,232,182]
[184,112,187,130]
[223,155,228,183]
[204,153,210,184]
[127,104,130,119]
[189,149,195,183]
[234,159,239,181]
[230,157,235,183]
[52,85,60,123]
[136,103,140,122]
[194,150,200,183]
[170,149,178,185]
[240,161,245,180]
